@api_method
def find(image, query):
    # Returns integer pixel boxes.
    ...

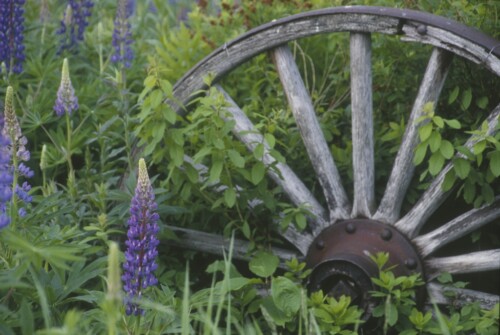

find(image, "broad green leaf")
[149,89,164,108]
[489,151,500,177]
[251,162,266,185]
[444,119,461,129]
[481,184,494,204]
[254,143,265,159]
[163,107,177,124]
[209,159,223,183]
[473,140,486,155]
[454,158,471,179]
[159,79,172,95]
[414,144,427,165]
[271,276,301,316]
[463,180,476,203]
[429,152,445,176]
[429,132,442,153]
[241,221,251,239]
[442,170,457,192]
[260,297,290,327]
[419,123,433,142]
[461,87,472,110]
[264,133,276,148]
[385,297,398,326]
[224,188,236,208]
[433,116,444,128]
[475,96,488,109]
[228,149,245,168]
[448,86,459,104]
[440,140,454,159]
[249,251,279,278]
[144,75,157,89]
[295,213,307,230]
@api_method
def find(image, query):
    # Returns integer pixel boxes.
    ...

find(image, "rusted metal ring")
[306,219,426,315]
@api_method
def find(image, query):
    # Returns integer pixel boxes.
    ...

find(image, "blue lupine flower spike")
[54,58,79,117]
[0,131,12,230]
[57,0,94,53]
[122,158,159,315]
[1,86,33,222]
[0,0,26,74]
[111,0,134,68]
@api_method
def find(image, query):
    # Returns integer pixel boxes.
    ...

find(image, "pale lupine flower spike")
[122,158,159,315]
[54,58,79,117]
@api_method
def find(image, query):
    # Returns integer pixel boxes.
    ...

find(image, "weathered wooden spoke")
[350,32,376,218]
[395,104,500,238]
[374,48,452,223]
[272,45,350,222]
[427,283,499,309]
[161,6,500,311]
[216,85,328,233]
[425,249,500,280]
[414,196,500,257]
[168,226,300,265]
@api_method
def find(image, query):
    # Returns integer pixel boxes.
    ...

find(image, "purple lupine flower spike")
[122,158,160,316]
[0,132,12,230]
[57,0,94,53]
[2,86,32,220]
[54,58,79,117]
[0,0,26,74]
[111,0,134,68]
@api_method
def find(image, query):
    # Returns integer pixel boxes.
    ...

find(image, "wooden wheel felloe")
[165,6,500,310]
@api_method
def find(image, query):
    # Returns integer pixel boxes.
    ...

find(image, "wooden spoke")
[415,197,500,257]
[350,33,375,218]
[375,48,452,224]
[166,226,300,266]
[395,103,500,238]
[272,45,351,222]
[425,249,500,280]
[427,283,499,309]
[216,85,329,234]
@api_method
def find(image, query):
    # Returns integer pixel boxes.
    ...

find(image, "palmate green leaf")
[20,299,34,335]
[3,230,86,271]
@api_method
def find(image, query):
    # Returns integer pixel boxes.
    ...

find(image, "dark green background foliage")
[0,0,498,334]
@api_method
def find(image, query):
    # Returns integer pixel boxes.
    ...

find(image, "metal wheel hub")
[306,219,425,313]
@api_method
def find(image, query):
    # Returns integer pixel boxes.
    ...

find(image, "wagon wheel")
[164,6,500,311]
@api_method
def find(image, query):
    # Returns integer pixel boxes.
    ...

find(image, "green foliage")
[0,0,499,334]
